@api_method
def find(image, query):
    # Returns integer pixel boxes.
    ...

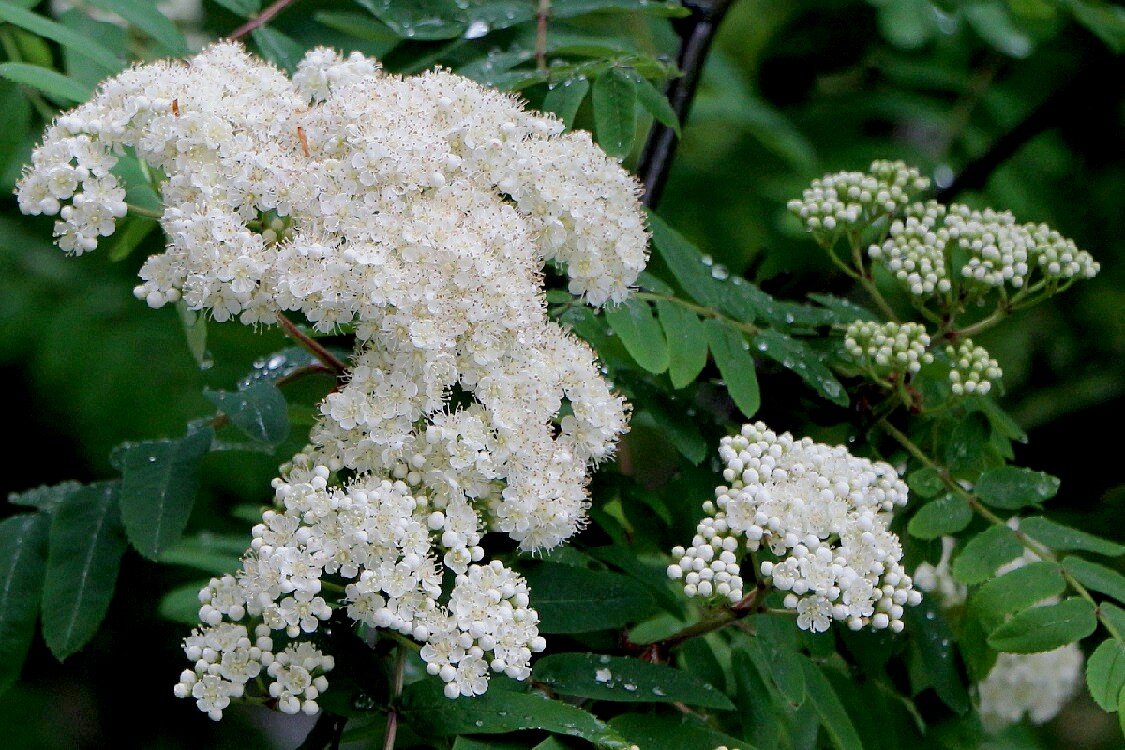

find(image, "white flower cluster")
[844,320,934,376]
[946,338,1001,395]
[867,200,1099,300]
[17,43,648,715]
[668,422,921,633]
[915,540,1083,730]
[787,160,929,235]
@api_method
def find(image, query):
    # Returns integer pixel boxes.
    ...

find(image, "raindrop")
[623,683,637,692]
[147,455,157,463]
[711,264,729,280]
[784,313,795,323]
[595,667,612,683]
[267,354,285,369]
[757,342,768,352]
[474,720,484,727]
[464,20,490,38]
[700,254,714,267]
[199,352,214,370]
[352,692,376,711]
[651,686,665,696]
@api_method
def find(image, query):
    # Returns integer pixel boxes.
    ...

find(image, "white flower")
[844,320,934,376]
[15,42,650,717]
[669,422,921,633]
[946,338,1001,396]
[787,161,929,236]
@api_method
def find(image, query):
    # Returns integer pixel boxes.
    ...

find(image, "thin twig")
[383,646,407,750]
[637,0,737,208]
[229,0,300,40]
[536,0,550,71]
[275,312,348,375]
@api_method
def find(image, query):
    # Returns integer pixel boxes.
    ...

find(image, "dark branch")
[637,0,737,209]
[229,0,300,41]
[935,61,1120,203]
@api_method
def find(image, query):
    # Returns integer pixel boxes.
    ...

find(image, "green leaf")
[951,525,1024,584]
[987,597,1097,653]
[533,653,734,709]
[174,301,209,369]
[807,293,877,324]
[975,466,1060,510]
[158,581,207,624]
[906,467,945,498]
[1063,556,1125,604]
[1069,0,1125,52]
[741,636,806,707]
[0,513,50,695]
[630,72,679,135]
[943,412,991,475]
[753,329,848,406]
[1103,603,1125,638]
[648,213,764,322]
[608,713,746,750]
[87,0,190,55]
[704,319,759,418]
[211,0,262,17]
[1020,517,1125,557]
[106,216,158,263]
[0,62,90,104]
[0,79,30,179]
[0,2,121,72]
[541,77,589,128]
[116,427,213,560]
[8,481,82,513]
[251,26,305,71]
[1087,639,1125,711]
[605,298,668,374]
[801,659,863,750]
[159,532,247,575]
[638,405,706,465]
[969,561,1067,631]
[400,678,634,748]
[903,600,970,713]
[592,67,637,158]
[522,562,655,633]
[655,300,707,388]
[906,495,971,540]
[205,382,289,445]
[41,483,127,660]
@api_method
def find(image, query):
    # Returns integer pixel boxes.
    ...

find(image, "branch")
[536,0,550,71]
[275,312,349,376]
[637,0,737,209]
[934,63,1114,203]
[229,0,300,41]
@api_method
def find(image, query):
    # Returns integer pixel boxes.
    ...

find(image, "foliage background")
[0,0,1121,747]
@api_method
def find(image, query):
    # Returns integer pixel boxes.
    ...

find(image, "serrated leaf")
[741,636,806,707]
[630,72,679,135]
[802,659,863,750]
[1020,517,1125,557]
[400,677,634,748]
[987,597,1097,653]
[522,562,654,633]
[638,405,706,464]
[906,467,945,498]
[175,300,209,368]
[655,300,707,388]
[0,62,90,104]
[648,213,764,322]
[608,713,745,750]
[0,513,50,695]
[951,525,1023,584]
[975,466,1060,510]
[704,319,759,418]
[1103,603,1125,638]
[807,293,877,323]
[1087,639,1125,711]
[314,11,399,44]
[8,481,82,513]
[541,77,589,128]
[592,68,637,158]
[157,581,207,624]
[205,382,289,445]
[605,298,668,373]
[969,561,1066,631]
[907,495,972,539]
[159,532,247,575]
[117,427,213,559]
[251,26,304,71]
[211,0,261,17]
[903,600,969,713]
[87,0,189,55]
[1063,556,1125,604]
[533,653,733,709]
[0,2,121,72]
[41,482,127,660]
[753,329,848,406]
[107,215,157,262]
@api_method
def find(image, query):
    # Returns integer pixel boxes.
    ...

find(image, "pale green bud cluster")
[787,160,929,235]
[946,339,1001,395]
[844,321,934,375]
[868,201,951,296]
